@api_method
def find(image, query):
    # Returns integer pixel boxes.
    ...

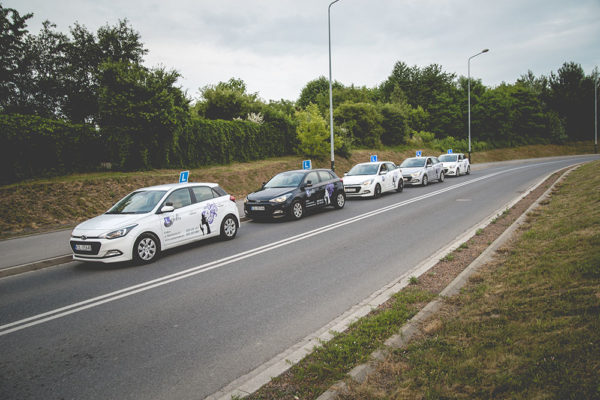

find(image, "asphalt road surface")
[0,155,597,400]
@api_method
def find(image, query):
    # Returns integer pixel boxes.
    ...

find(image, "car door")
[425,157,435,180]
[303,171,323,209]
[159,187,197,248]
[191,185,223,239]
[385,163,398,190]
[377,163,391,192]
[317,170,336,205]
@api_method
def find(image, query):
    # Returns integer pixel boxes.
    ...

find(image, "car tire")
[422,175,428,186]
[374,184,382,198]
[133,233,160,264]
[439,171,445,183]
[289,199,304,220]
[333,191,346,209]
[466,165,471,175]
[220,215,238,240]
[396,179,404,193]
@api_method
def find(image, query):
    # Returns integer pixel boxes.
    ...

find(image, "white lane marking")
[0,160,568,336]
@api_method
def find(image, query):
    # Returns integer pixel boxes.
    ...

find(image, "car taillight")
[230,195,236,202]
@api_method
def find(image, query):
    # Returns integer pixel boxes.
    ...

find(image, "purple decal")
[163,216,173,227]
[203,203,218,224]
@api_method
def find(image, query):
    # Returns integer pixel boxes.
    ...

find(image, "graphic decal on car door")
[200,203,218,235]
[324,183,334,205]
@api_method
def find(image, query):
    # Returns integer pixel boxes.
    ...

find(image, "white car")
[400,156,445,186]
[343,161,404,198]
[438,153,471,176]
[70,183,240,264]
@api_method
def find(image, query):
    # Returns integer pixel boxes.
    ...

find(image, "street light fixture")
[467,48,489,162]
[328,0,342,171]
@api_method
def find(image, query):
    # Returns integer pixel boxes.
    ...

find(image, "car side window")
[305,171,320,185]
[317,170,332,182]
[426,158,432,167]
[386,163,396,170]
[191,186,215,202]
[164,188,192,210]
[380,164,388,173]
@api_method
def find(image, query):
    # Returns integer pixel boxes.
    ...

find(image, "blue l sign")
[416,151,422,157]
[179,171,189,183]
[370,155,378,162]
[448,149,453,154]
[302,160,312,170]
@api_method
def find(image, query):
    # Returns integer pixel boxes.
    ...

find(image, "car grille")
[70,240,102,255]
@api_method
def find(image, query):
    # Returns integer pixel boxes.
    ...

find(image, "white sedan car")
[343,161,404,198]
[438,153,471,176]
[70,182,240,264]
[400,156,445,186]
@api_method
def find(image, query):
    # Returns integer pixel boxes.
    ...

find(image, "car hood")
[73,214,144,235]
[400,167,424,175]
[247,187,295,201]
[343,175,375,185]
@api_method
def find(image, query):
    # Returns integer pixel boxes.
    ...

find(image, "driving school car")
[438,153,471,176]
[70,182,240,264]
[400,156,445,186]
[343,161,404,198]
[244,169,345,220]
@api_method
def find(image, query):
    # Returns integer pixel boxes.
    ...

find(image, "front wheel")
[289,200,304,220]
[333,191,346,209]
[133,233,160,264]
[374,183,382,198]
[439,171,445,183]
[396,179,404,192]
[220,215,238,240]
[422,174,429,186]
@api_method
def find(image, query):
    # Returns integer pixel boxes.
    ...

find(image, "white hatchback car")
[343,161,404,198]
[438,153,471,176]
[70,183,240,264]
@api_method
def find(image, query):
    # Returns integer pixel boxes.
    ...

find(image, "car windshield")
[400,158,426,168]
[264,171,305,188]
[347,164,379,176]
[106,190,167,214]
[439,155,458,162]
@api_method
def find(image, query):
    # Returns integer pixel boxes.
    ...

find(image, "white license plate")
[251,206,265,211]
[75,244,92,251]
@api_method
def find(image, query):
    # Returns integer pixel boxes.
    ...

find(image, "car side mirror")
[379,171,386,175]
[161,205,174,213]
[305,180,313,187]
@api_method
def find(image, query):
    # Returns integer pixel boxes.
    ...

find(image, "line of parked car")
[69,153,471,264]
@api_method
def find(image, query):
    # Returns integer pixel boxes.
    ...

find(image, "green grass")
[342,160,600,399]
[246,288,435,399]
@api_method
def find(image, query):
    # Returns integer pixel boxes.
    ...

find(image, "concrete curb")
[316,163,582,400]
[0,255,74,279]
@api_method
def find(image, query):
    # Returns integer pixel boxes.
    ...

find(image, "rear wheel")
[133,233,160,264]
[333,191,346,209]
[220,215,238,240]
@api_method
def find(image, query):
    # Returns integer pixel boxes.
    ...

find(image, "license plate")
[75,244,92,251]
[251,206,265,211]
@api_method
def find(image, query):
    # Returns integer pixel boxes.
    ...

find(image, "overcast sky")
[5,0,600,102]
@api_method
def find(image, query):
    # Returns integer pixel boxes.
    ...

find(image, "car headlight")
[100,224,138,240]
[411,172,422,177]
[270,194,290,203]
[362,179,374,186]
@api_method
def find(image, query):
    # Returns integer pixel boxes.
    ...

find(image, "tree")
[0,4,32,112]
[197,78,261,120]
[297,76,343,110]
[295,103,330,158]
[334,102,383,147]
[378,102,410,146]
[98,61,189,169]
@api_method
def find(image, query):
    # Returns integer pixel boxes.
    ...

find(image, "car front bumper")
[244,201,289,219]
[70,235,135,263]
[343,185,374,197]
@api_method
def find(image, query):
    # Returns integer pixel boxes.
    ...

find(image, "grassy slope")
[0,142,593,238]
[342,160,600,399]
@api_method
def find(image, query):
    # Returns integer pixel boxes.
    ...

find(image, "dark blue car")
[244,169,346,220]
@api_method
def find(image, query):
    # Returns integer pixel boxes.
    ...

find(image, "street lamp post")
[467,48,489,162]
[595,71,598,154]
[328,0,341,171]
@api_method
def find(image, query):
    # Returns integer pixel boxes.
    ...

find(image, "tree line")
[1,3,598,184]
